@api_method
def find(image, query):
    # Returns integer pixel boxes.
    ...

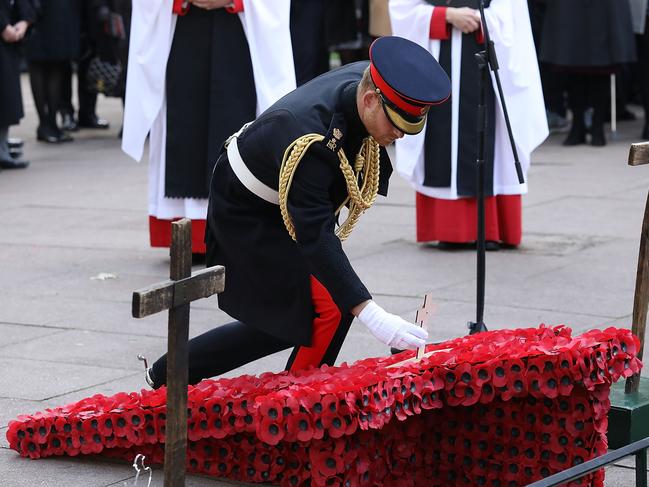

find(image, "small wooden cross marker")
[131,219,225,487]
[415,292,435,360]
[387,293,442,369]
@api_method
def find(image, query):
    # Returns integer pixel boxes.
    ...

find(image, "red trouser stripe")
[289,276,342,372]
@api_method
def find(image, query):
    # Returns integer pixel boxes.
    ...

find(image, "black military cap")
[369,36,451,135]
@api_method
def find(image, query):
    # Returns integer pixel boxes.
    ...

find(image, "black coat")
[206,62,392,346]
[25,0,80,61]
[540,0,636,67]
[0,0,35,127]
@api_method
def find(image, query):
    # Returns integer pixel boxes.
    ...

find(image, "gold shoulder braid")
[278,134,381,242]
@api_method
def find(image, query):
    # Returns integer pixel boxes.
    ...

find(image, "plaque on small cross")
[387,293,443,369]
[131,219,225,487]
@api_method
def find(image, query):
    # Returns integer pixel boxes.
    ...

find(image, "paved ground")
[1,76,649,486]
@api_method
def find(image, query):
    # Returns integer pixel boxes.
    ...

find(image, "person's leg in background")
[564,72,587,146]
[589,73,609,146]
[29,61,72,143]
[77,53,109,129]
[59,61,78,132]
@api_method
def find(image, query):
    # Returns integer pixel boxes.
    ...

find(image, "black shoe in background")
[36,126,73,144]
[78,114,110,130]
[9,146,22,159]
[60,112,79,132]
[7,137,23,149]
[0,158,29,169]
[563,123,587,146]
[590,123,606,147]
[485,240,501,251]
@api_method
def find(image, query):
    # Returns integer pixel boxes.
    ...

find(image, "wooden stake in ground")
[131,219,225,487]
[626,142,649,394]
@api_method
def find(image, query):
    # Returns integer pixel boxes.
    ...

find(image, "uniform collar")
[341,81,367,138]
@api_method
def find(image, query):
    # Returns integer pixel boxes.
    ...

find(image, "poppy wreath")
[6,325,641,486]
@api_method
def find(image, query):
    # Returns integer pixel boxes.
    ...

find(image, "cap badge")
[333,128,343,140]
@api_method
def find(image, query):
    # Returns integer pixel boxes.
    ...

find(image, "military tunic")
[206,61,392,346]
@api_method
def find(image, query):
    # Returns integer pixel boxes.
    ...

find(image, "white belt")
[226,124,279,205]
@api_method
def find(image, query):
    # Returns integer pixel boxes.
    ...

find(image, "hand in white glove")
[357,301,428,350]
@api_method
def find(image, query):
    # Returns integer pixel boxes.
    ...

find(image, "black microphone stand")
[467,0,525,335]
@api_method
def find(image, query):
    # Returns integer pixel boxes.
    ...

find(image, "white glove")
[357,301,428,350]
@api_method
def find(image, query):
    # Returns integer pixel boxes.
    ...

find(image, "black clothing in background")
[0,0,36,127]
[540,0,636,68]
[25,0,81,61]
[165,1,329,200]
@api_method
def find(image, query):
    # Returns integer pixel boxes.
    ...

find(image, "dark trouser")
[60,59,98,121]
[28,61,67,133]
[150,277,354,388]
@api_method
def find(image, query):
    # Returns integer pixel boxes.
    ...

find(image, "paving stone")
[0,358,131,401]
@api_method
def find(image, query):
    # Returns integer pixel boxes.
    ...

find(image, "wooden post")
[131,219,225,486]
[626,142,649,394]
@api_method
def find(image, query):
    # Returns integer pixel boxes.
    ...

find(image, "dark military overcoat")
[206,62,393,346]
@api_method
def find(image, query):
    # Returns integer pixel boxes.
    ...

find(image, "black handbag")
[86,56,123,97]
[85,12,126,97]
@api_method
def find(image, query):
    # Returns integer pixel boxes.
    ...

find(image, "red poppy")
[539,372,559,399]
[477,382,496,404]
[256,417,284,445]
[258,397,284,423]
[473,363,492,387]
[491,361,507,388]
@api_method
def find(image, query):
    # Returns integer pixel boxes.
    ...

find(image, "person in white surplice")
[389,0,548,249]
[122,0,326,256]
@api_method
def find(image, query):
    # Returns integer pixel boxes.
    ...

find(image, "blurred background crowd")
[0,0,649,253]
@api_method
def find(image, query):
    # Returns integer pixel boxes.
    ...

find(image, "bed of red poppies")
[6,325,640,486]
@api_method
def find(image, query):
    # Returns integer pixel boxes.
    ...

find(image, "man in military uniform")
[146,36,451,388]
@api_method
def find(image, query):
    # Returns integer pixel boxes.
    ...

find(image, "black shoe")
[563,123,586,146]
[7,137,23,149]
[485,240,501,251]
[436,241,475,250]
[0,158,29,169]
[78,115,110,130]
[192,252,206,266]
[590,124,606,147]
[60,112,79,132]
[37,126,73,144]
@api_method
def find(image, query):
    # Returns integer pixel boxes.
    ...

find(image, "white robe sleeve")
[239,0,295,115]
[390,0,439,185]
[484,0,548,194]
[121,0,176,162]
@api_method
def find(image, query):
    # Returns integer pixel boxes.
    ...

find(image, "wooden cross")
[626,142,649,394]
[131,219,225,487]
[387,292,439,369]
[415,293,435,360]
